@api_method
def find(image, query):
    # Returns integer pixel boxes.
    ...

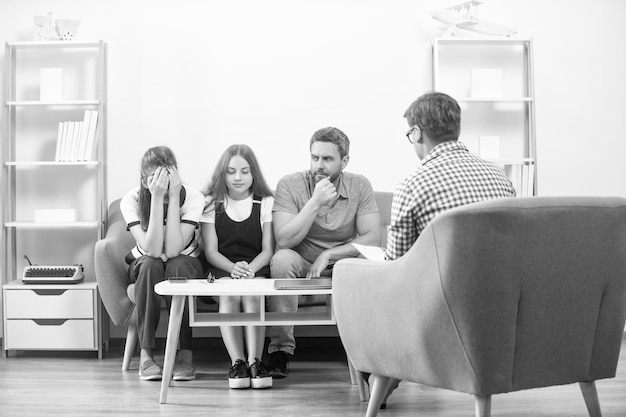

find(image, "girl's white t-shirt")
[200,194,274,227]
[120,184,204,261]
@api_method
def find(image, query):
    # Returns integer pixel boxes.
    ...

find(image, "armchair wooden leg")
[365,375,399,417]
[579,381,602,417]
[346,356,369,402]
[474,395,491,417]
[356,370,370,402]
[122,324,137,371]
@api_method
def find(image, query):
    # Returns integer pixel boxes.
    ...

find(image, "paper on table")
[352,243,386,261]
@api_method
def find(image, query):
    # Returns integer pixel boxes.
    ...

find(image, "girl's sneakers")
[228,359,251,389]
[228,358,273,389]
[249,358,273,389]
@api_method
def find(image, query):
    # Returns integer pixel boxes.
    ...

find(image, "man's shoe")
[249,358,273,389]
[228,359,251,389]
[173,349,196,381]
[266,351,291,379]
[139,358,162,381]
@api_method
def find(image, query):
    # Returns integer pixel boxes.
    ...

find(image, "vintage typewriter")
[22,264,84,284]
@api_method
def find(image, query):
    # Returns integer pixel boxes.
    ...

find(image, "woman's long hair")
[138,146,178,230]
[203,144,273,213]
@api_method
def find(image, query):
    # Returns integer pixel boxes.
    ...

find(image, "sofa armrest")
[94,200,135,327]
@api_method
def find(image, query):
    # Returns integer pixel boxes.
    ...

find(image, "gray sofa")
[94,191,394,363]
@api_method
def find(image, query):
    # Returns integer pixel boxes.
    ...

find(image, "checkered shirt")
[386,141,516,260]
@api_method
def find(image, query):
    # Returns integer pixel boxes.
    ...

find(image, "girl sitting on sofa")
[200,144,275,389]
[120,146,204,381]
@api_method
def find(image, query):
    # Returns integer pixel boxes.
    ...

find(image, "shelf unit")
[432,37,536,196]
[1,40,107,355]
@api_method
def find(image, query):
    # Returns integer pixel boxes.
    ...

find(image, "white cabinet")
[432,37,536,196]
[1,41,107,355]
[3,281,103,356]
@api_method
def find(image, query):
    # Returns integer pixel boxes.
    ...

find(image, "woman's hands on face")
[166,166,182,197]
[148,166,169,199]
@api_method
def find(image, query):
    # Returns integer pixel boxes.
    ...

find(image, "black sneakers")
[249,358,273,389]
[228,358,273,389]
[266,351,291,379]
[228,359,251,389]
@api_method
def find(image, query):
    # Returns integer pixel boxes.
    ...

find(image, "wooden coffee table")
[154,278,365,404]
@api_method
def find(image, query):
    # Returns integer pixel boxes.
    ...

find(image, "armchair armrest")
[333,229,481,394]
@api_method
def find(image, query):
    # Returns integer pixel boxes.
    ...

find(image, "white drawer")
[4,288,94,319]
[5,319,95,349]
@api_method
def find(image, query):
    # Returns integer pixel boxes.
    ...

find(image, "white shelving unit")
[432,37,536,196]
[1,40,107,356]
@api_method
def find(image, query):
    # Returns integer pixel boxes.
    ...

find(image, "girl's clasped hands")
[231,261,254,279]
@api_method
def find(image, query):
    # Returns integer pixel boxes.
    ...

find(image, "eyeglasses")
[405,126,420,144]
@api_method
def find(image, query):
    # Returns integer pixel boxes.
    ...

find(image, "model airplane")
[431,0,517,37]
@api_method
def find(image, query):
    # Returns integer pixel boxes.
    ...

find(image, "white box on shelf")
[471,68,503,98]
[40,68,63,101]
[34,209,77,223]
[479,136,501,159]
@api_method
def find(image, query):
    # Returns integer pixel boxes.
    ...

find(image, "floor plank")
[1,337,625,416]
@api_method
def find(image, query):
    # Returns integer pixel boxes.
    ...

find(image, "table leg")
[159,295,184,404]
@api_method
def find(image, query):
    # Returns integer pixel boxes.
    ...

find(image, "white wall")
[1,0,626,200]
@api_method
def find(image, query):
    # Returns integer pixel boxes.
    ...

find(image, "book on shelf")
[504,161,535,197]
[83,110,99,161]
[54,110,98,162]
[76,110,91,161]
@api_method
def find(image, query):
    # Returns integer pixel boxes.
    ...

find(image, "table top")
[155,278,333,296]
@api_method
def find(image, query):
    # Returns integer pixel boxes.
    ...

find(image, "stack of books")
[54,110,99,162]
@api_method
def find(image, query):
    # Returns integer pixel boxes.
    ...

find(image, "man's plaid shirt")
[386,141,516,260]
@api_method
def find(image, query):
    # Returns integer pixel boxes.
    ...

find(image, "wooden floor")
[1,337,626,416]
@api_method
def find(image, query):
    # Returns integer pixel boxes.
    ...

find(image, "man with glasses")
[387,91,517,260]
[365,91,517,408]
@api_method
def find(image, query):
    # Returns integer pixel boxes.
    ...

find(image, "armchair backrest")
[334,196,626,396]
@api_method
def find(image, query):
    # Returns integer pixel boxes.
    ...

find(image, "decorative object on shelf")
[56,18,81,41]
[33,12,54,41]
[470,68,503,98]
[430,0,517,37]
[39,68,63,101]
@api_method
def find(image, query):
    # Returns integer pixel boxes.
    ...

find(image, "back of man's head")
[404,92,461,143]
[310,127,350,159]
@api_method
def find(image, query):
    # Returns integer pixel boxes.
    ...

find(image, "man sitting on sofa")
[266,126,381,378]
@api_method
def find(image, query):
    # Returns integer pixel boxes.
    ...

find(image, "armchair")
[333,196,626,417]
[94,199,137,370]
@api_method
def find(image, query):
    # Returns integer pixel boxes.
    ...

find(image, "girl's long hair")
[138,146,178,230]
[203,144,273,213]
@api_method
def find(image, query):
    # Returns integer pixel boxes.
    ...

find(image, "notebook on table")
[273,278,332,290]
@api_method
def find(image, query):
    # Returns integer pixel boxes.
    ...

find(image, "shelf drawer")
[4,288,94,319]
[5,319,95,349]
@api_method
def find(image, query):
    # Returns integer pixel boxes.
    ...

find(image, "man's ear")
[341,155,350,170]
[415,126,423,143]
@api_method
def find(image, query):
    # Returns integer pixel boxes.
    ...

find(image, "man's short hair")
[403,92,461,142]
[309,127,350,159]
